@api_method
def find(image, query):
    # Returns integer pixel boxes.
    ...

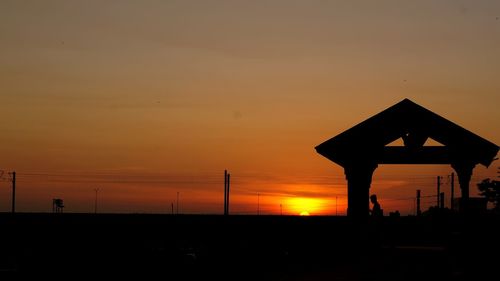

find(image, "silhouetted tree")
[477,169,500,211]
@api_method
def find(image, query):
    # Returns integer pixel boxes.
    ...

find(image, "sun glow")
[287,197,326,216]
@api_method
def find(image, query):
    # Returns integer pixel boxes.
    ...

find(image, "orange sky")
[0,1,499,215]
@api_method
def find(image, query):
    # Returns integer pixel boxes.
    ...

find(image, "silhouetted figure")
[370,194,382,217]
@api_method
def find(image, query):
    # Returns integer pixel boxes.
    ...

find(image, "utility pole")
[11,171,16,213]
[437,176,441,208]
[94,188,99,214]
[224,170,227,215]
[171,203,174,215]
[450,172,455,211]
[223,170,231,215]
[226,173,230,215]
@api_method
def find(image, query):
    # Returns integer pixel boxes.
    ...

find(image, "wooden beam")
[379,146,451,164]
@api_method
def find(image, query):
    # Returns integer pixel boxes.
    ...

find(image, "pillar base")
[344,163,378,218]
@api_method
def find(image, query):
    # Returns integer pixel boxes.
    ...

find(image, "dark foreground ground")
[1,213,499,280]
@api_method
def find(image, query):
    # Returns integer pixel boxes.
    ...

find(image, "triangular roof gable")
[315,99,498,167]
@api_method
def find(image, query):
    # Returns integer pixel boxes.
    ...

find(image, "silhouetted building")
[52,198,64,213]
[389,210,400,217]
[315,99,498,218]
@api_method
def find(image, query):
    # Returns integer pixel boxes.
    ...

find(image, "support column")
[451,162,476,213]
[344,162,378,218]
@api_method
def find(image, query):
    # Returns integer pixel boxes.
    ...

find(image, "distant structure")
[224,170,231,215]
[316,99,498,218]
[389,210,400,217]
[52,198,64,213]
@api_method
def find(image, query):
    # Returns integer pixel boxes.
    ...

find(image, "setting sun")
[287,197,327,216]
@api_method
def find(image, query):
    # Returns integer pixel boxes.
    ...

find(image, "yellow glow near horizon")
[287,197,326,216]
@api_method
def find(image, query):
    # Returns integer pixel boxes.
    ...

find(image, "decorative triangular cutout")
[423,137,445,146]
[386,138,405,146]
[386,137,445,147]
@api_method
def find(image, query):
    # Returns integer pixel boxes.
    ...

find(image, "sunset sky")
[0,1,498,215]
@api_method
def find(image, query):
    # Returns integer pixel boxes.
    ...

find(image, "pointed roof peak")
[376,98,424,113]
[395,98,419,107]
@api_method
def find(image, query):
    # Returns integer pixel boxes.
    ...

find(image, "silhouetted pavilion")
[316,99,498,218]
